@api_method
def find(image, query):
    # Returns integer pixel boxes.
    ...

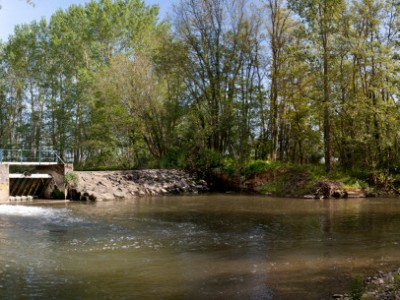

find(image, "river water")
[0,195,400,299]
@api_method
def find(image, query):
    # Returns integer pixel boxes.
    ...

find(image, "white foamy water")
[0,204,67,217]
[0,204,57,216]
[0,204,85,225]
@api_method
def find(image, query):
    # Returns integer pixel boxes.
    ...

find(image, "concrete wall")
[35,164,70,198]
[0,164,9,202]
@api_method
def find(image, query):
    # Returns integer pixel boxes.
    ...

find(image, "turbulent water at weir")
[1,195,400,299]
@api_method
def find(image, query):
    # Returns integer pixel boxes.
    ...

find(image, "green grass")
[240,162,371,196]
[260,182,277,194]
[241,159,286,176]
[350,274,364,300]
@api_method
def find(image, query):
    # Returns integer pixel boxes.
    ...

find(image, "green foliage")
[260,182,277,194]
[242,160,284,176]
[64,171,79,188]
[220,157,238,177]
[394,274,400,289]
[349,273,364,300]
[393,274,400,289]
[158,150,186,169]
[64,171,79,201]
[1,0,400,176]
[245,163,372,196]
[76,165,122,172]
[323,169,368,189]
[193,148,224,174]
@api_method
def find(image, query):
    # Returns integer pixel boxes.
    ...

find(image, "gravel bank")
[362,269,400,299]
[332,269,400,300]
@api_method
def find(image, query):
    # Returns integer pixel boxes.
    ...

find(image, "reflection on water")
[0,195,400,299]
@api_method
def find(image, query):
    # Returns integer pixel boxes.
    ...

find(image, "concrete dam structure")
[0,149,73,202]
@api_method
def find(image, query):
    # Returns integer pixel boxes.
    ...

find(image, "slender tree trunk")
[321,10,332,174]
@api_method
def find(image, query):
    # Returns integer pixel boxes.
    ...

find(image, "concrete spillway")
[10,178,51,197]
[0,163,73,201]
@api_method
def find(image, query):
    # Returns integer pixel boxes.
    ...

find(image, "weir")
[0,149,73,202]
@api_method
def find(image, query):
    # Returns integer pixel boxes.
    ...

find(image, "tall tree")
[288,0,345,173]
[265,0,292,161]
[174,0,264,160]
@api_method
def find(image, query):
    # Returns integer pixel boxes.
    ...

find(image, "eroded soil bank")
[74,169,208,201]
[210,167,369,199]
[72,167,388,201]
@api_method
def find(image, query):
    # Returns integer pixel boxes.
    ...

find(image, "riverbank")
[361,269,400,299]
[209,161,400,199]
[73,169,208,201]
[211,167,370,199]
[332,269,400,299]
[72,164,397,201]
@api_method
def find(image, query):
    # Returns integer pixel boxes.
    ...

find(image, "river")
[0,194,399,299]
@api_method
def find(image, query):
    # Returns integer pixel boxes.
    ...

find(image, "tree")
[265,0,293,161]
[174,0,264,161]
[88,53,169,167]
[288,0,345,173]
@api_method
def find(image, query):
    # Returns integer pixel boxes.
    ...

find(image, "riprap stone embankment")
[75,169,208,201]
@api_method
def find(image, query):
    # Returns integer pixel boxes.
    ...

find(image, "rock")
[102,193,115,201]
[362,269,400,299]
[75,169,209,201]
[113,191,125,199]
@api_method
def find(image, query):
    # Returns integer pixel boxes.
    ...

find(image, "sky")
[0,0,174,41]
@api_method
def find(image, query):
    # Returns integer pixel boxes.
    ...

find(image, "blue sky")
[0,0,174,41]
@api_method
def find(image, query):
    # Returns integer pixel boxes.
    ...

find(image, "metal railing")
[0,149,66,164]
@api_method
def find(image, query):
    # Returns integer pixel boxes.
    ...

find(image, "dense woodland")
[1,0,400,174]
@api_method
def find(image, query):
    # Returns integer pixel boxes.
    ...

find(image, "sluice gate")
[0,149,73,201]
[9,177,52,200]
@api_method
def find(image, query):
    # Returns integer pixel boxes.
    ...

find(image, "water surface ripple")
[0,195,399,299]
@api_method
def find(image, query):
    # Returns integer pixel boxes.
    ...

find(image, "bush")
[64,171,79,188]
[242,160,284,176]
[261,182,277,194]
[64,171,80,200]
[159,150,186,169]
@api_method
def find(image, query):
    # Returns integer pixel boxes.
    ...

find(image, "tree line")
[1,0,400,173]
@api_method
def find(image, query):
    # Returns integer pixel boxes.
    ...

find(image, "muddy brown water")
[0,195,400,299]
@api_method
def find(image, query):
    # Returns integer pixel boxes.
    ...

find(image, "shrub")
[242,160,284,176]
[64,171,79,188]
[64,171,79,200]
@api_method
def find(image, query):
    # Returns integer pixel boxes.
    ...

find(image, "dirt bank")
[74,169,208,201]
[211,167,369,198]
